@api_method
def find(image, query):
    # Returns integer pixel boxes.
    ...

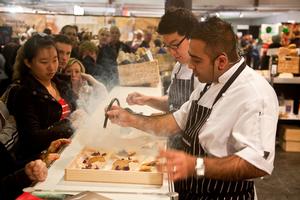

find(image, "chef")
[126,8,201,113]
[107,17,278,199]
[126,8,202,151]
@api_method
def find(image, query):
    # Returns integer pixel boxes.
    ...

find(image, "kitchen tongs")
[103,98,120,128]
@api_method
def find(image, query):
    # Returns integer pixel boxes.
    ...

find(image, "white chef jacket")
[173,58,279,174]
[167,62,201,94]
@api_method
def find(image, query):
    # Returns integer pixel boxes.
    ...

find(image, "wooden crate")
[65,147,163,185]
[280,140,300,152]
[118,60,160,87]
[277,56,300,74]
[279,125,300,152]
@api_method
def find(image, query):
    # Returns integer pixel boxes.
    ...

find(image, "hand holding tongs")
[103,98,120,128]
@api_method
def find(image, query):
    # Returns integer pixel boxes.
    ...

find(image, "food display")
[65,147,163,185]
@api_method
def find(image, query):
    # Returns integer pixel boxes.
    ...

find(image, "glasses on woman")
[163,36,187,50]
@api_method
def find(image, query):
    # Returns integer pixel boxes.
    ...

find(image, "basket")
[277,56,300,74]
[118,60,160,87]
[155,54,174,72]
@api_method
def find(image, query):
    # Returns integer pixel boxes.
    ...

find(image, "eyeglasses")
[163,36,187,50]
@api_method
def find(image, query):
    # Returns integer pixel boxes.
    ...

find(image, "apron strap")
[197,83,211,101]
[212,61,247,107]
[190,72,195,91]
[174,63,182,79]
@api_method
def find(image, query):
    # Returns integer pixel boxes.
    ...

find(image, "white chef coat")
[173,57,279,174]
[167,62,201,94]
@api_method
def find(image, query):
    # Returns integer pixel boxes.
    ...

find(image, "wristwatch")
[195,157,205,177]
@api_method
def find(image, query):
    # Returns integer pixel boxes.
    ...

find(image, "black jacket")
[0,142,32,200]
[13,74,76,161]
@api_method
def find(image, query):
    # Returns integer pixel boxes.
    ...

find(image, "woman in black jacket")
[12,34,76,162]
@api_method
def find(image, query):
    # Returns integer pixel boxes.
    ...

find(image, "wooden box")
[65,147,163,185]
[118,60,160,87]
[279,125,300,152]
[280,141,300,152]
[277,56,300,74]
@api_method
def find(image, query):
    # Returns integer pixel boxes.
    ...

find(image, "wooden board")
[65,147,163,185]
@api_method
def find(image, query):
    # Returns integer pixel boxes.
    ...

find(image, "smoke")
[70,84,167,157]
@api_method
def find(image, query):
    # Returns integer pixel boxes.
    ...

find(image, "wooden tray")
[65,147,163,185]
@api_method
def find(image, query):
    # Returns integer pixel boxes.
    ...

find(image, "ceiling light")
[7,6,23,13]
[200,17,205,22]
[74,5,84,15]
[239,12,244,18]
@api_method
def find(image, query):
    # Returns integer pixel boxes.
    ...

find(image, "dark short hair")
[157,7,198,37]
[53,34,73,45]
[190,17,239,62]
[43,28,52,35]
[60,25,77,34]
[13,34,56,80]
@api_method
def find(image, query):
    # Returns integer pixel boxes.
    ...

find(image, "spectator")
[110,25,131,56]
[60,25,80,59]
[96,27,118,90]
[62,58,108,113]
[11,34,76,162]
[53,34,73,72]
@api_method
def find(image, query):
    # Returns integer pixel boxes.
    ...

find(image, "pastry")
[112,159,131,171]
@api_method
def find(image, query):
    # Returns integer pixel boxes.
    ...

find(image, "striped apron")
[176,62,255,200]
[168,64,195,150]
[168,64,195,112]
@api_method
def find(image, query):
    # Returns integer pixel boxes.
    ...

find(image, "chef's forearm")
[204,155,267,181]
[131,113,181,136]
[145,95,169,112]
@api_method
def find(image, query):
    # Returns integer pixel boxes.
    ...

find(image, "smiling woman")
[10,34,77,162]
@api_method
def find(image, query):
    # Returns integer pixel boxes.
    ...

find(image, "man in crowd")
[60,25,80,59]
[54,34,73,72]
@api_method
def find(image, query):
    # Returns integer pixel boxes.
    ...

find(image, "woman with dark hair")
[12,33,76,162]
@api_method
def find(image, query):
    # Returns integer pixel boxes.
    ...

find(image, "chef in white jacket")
[107,17,278,200]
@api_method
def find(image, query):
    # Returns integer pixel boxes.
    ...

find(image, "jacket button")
[32,91,37,95]
[44,95,48,99]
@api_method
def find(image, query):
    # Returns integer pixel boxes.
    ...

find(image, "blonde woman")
[63,58,108,113]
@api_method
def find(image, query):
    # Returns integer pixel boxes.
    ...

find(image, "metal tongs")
[103,98,120,128]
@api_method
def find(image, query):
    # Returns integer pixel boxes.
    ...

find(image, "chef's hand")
[126,92,149,106]
[157,149,196,181]
[25,159,48,182]
[106,105,134,127]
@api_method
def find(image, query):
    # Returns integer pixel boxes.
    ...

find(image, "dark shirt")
[96,45,119,90]
[111,41,132,55]
[139,40,150,48]
[0,142,31,200]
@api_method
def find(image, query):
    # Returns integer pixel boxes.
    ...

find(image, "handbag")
[0,83,20,151]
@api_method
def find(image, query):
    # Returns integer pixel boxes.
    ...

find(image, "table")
[31,85,177,200]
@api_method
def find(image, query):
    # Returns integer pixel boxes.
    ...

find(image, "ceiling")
[0,0,299,19]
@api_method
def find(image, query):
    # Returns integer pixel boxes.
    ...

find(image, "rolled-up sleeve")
[233,97,278,174]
